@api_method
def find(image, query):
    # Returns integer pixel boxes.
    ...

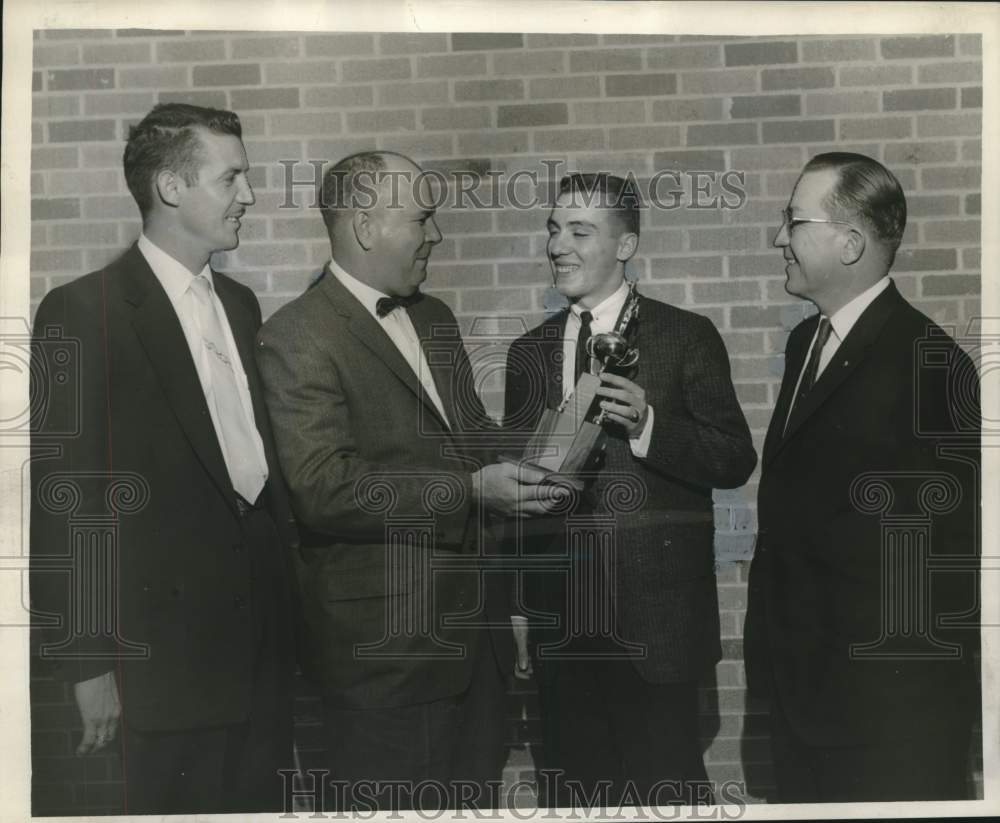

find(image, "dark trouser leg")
[767,697,820,803]
[122,714,291,815]
[322,633,507,812]
[231,505,295,813]
[534,657,624,810]
[769,694,972,803]
[223,693,294,812]
[603,668,711,806]
[322,697,446,810]
[536,656,710,809]
[121,507,294,815]
[812,725,972,802]
[447,635,509,809]
[122,725,228,815]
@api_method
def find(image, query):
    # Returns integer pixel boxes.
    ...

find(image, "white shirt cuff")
[628,404,654,459]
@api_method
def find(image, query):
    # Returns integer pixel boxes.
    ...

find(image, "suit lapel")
[772,282,902,460]
[120,245,234,504]
[319,272,453,433]
[763,321,812,467]
[407,301,458,431]
[546,312,569,411]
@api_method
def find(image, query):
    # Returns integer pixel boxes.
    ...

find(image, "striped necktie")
[189,275,266,502]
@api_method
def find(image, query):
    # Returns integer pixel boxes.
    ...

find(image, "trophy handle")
[617,348,639,369]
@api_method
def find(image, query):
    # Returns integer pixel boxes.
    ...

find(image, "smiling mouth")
[552,262,580,274]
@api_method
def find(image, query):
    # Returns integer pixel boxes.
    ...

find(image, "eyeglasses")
[778,207,856,233]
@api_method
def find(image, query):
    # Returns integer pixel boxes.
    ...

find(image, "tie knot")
[815,315,832,346]
[376,293,419,318]
[579,310,593,328]
[190,274,213,298]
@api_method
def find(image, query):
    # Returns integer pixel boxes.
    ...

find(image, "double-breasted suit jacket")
[30,243,296,732]
[745,280,980,746]
[503,293,757,683]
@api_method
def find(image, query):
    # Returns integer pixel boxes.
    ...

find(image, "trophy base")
[501,373,605,492]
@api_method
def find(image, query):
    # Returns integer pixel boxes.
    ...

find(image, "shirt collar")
[569,280,630,328]
[138,233,212,302]
[326,257,391,320]
[827,277,891,344]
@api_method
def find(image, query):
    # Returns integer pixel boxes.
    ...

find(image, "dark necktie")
[574,310,594,382]
[376,293,420,318]
[784,316,832,435]
[798,315,833,399]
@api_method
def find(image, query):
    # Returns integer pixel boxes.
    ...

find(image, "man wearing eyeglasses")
[743,153,980,802]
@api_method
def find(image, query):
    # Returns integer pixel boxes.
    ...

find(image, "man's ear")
[353,210,376,251]
[154,169,182,208]
[841,228,866,266]
[616,232,639,263]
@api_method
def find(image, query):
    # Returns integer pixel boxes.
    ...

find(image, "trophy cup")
[511,283,641,490]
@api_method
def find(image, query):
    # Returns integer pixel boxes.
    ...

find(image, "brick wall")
[29,29,982,813]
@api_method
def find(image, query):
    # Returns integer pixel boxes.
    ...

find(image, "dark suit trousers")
[121,505,293,815]
[534,654,710,808]
[768,693,973,803]
[320,630,507,811]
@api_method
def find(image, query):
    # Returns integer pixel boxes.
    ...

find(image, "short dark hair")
[318,151,390,235]
[803,152,907,262]
[556,173,641,237]
[123,103,242,218]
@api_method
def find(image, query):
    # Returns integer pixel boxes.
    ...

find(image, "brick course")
[28,29,982,814]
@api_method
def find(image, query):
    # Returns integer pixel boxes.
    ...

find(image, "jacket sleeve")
[911,337,980,656]
[30,283,118,684]
[642,313,758,490]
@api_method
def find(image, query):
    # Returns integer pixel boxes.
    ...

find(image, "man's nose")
[238,176,255,206]
[773,222,789,248]
[425,217,442,245]
[549,232,570,257]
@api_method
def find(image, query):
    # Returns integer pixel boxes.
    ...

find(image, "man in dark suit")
[30,103,296,814]
[744,152,980,802]
[504,173,757,808]
[256,151,559,811]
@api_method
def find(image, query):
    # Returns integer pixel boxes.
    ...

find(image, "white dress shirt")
[137,233,268,490]
[327,258,451,428]
[560,281,654,458]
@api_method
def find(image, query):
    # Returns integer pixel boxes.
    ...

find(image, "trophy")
[511,283,641,490]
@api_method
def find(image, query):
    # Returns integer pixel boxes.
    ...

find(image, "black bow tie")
[376,293,421,318]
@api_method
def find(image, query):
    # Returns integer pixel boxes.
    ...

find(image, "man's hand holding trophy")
[509,282,644,490]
